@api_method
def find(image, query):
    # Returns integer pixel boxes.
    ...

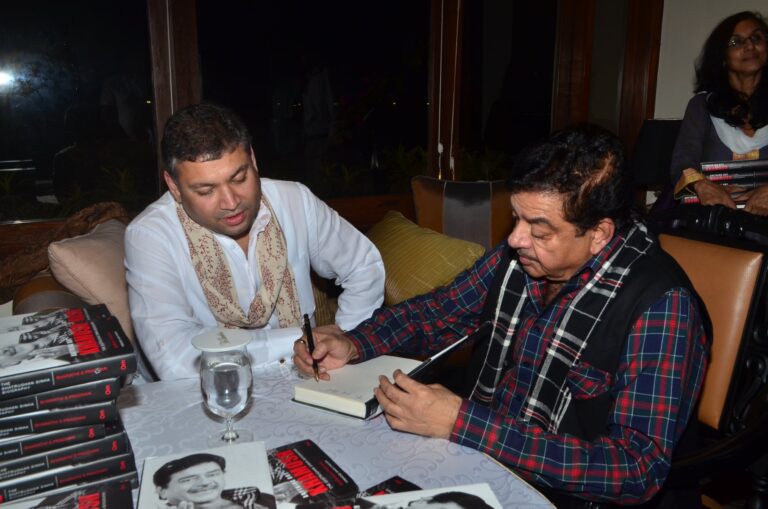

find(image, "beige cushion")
[367,211,485,306]
[47,220,133,341]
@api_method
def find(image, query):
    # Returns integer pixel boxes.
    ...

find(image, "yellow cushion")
[367,211,485,306]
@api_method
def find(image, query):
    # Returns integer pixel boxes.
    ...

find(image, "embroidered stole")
[469,224,654,433]
[176,197,302,329]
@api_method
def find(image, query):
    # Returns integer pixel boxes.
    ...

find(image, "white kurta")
[124,179,384,380]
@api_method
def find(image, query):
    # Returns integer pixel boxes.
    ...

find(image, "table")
[117,365,554,508]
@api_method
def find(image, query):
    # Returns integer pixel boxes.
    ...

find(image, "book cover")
[0,473,136,509]
[293,323,490,419]
[0,378,121,418]
[0,313,136,400]
[269,439,358,506]
[358,476,421,497]
[0,430,128,483]
[0,401,118,439]
[0,306,110,339]
[0,425,107,462]
[353,483,503,509]
[0,452,136,503]
[138,442,276,509]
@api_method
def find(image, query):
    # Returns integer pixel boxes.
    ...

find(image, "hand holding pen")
[302,314,320,382]
[292,322,360,380]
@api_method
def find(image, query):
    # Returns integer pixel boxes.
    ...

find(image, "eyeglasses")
[728,30,767,49]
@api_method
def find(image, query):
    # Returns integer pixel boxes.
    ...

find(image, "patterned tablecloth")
[117,365,554,508]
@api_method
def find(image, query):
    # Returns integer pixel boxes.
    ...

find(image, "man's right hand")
[292,325,359,380]
[692,179,740,208]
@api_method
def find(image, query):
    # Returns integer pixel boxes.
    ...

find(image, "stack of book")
[136,439,504,509]
[679,159,768,205]
[0,304,138,506]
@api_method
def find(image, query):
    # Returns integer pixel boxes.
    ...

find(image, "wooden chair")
[658,229,768,507]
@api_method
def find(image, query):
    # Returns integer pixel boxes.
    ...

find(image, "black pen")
[303,314,319,382]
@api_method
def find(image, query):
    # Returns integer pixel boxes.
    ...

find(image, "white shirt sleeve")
[297,184,385,331]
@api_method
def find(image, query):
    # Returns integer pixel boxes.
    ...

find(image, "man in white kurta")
[125,104,384,381]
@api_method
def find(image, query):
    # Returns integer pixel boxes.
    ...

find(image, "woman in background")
[671,11,768,215]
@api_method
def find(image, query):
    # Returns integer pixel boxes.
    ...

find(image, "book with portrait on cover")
[353,483,502,509]
[292,322,491,419]
[0,306,136,400]
[137,441,277,509]
[268,439,358,507]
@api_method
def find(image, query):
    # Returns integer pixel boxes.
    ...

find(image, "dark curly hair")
[161,102,252,178]
[153,453,226,489]
[695,11,768,129]
[507,123,634,235]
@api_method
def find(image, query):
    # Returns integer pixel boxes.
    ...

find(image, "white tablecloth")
[117,365,554,508]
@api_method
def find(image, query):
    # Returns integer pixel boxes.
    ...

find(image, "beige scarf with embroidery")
[176,198,302,328]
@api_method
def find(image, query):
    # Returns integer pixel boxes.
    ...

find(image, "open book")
[292,323,490,419]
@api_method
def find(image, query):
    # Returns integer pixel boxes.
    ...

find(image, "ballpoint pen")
[303,314,320,382]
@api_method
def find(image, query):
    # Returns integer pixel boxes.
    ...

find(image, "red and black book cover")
[0,378,121,418]
[0,425,107,462]
[268,439,358,506]
[358,476,421,497]
[0,472,136,509]
[0,401,117,439]
[0,452,136,503]
[0,310,136,400]
[294,476,422,509]
[0,430,128,482]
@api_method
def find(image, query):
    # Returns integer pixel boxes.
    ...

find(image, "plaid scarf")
[469,223,654,433]
[176,197,302,329]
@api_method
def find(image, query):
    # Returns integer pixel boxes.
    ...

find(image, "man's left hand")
[374,369,462,439]
[743,185,768,216]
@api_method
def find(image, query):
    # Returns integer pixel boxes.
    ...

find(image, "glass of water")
[193,330,253,445]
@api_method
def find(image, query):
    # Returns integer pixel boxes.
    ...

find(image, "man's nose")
[220,185,239,210]
[507,222,530,249]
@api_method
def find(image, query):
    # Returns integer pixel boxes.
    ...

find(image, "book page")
[293,355,422,417]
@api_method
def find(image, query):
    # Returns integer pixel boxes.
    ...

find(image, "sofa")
[9,177,511,378]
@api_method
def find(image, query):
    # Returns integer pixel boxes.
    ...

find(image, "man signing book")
[294,124,710,509]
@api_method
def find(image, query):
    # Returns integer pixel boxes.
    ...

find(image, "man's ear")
[589,218,615,255]
[156,486,167,500]
[249,146,259,174]
[163,171,182,203]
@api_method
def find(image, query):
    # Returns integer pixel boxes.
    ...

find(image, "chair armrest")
[666,411,768,486]
[12,270,86,315]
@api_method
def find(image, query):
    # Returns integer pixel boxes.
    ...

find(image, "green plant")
[0,175,13,197]
[379,144,427,192]
[456,148,509,182]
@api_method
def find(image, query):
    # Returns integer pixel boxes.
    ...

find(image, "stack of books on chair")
[136,439,503,509]
[679,159,768,205]
[0,304,138,506]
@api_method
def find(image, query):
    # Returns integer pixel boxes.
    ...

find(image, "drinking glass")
[193,330,254,445]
